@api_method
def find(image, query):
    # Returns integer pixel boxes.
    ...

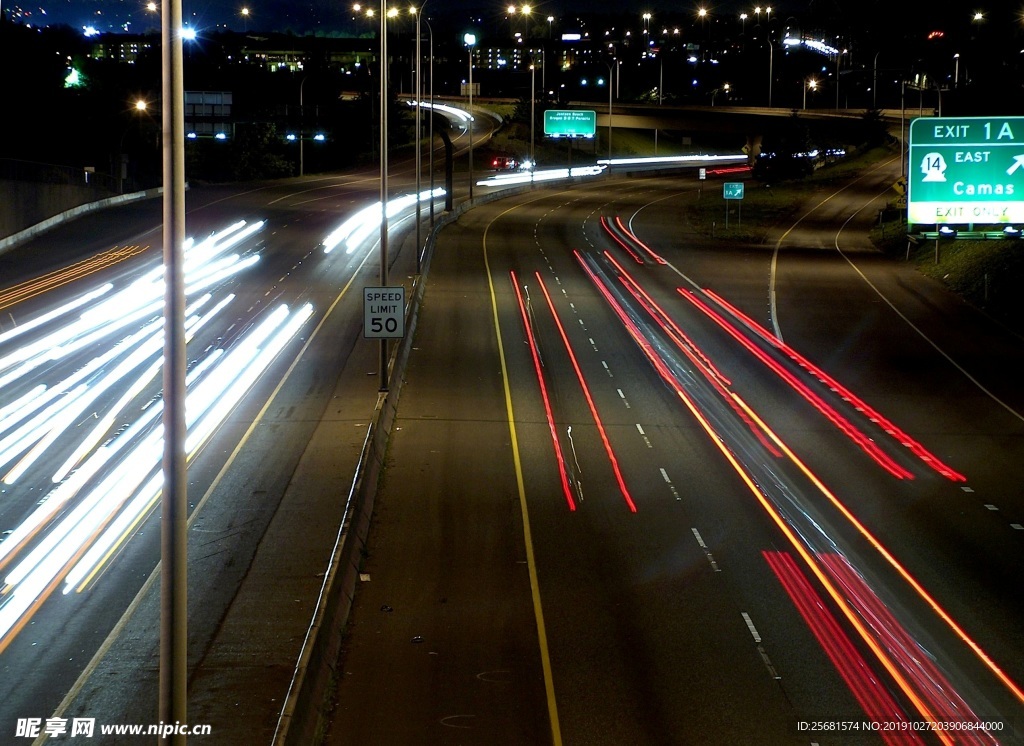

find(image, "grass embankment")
[678,145,897,244]
[681,140,1024,333]
[872,224,1024,331]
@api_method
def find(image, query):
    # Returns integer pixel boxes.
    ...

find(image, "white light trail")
[0,218,320,655]
[322,189,445,255]
[0,285,112,347]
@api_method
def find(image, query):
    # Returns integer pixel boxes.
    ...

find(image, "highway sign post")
[723,182,744,228]
[543,110,597,139]
[908,116,1024,226]
[363,286,406,339]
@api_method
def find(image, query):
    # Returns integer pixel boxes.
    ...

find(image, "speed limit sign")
[363,286,406,339]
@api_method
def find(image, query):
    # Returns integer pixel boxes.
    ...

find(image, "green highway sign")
[723,182,745,199]
[908,116,1024,225]
[544,109,597,138]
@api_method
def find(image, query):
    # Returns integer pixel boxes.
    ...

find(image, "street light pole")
[654,54,663,154]
[834,50,845,109]
[426,18,435,226]
[299,76,306,177]
[803,78,816,109]
[607,59,614,174]
[413,4,424,273]
[159,0,188,738]
[873,51,880,109]
[541,47,546,99]
[465,33,475,200]
[379,0,389,391]
[530,61,535,178]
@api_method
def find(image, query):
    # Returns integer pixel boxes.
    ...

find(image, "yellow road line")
[482,194,565,746]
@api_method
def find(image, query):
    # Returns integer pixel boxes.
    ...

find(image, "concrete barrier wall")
[0,188,161,258]
[0,179,117,239]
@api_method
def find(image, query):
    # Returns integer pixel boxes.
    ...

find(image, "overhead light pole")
[606,57,614,175]
[299,76,307,176]
[159,0,188,739]
[118,98,148,194]
[379,0,389,391]
[835,49,846,109]
[803,77,817,109]
[411,3,426,273]
[425,17,435,226]
[530,61,535,178]
[465,32,476,200]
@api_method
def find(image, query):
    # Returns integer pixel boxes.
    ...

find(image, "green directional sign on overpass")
[908,116,1024,225]
[544,109,597,139]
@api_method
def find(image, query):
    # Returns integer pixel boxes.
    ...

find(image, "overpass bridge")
[437,97,919,161]
[588,103,915,159]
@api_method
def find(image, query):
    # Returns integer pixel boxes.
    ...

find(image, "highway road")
[0,106,495,742]
[328,161,1024,744]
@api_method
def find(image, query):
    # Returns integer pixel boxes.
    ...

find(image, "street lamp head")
[387,7,399,18]
[464,32,476,46]
[134,99,148,111]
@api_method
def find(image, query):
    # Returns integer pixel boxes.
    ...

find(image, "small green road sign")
[544,110,597,138]
[908,116,1024,225]
[723,182,745,199]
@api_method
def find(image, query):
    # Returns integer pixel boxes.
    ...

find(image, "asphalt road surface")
[326,163,1024,745]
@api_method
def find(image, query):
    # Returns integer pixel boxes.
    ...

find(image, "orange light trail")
[733,393,1024,707]
[602,251,781,457]
[0,244,149,311]
[573,249,1001,731]
[763,550,926,745]
[820,552,1000,744]
[666,391,953,741]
